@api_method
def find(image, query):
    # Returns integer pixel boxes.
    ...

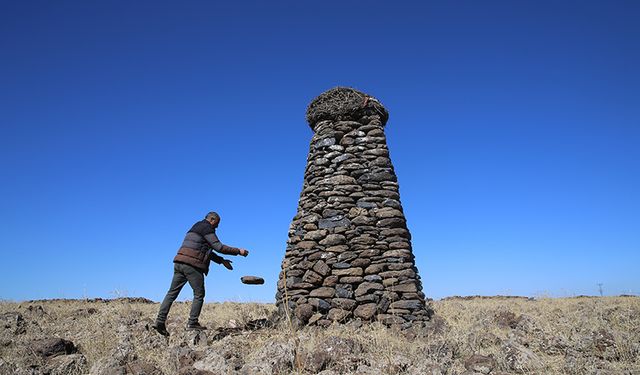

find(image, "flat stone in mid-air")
[241,276,265,285]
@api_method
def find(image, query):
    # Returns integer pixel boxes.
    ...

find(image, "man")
[152,211,249,336]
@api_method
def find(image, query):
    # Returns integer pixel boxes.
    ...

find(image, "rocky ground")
[0,296,638,374]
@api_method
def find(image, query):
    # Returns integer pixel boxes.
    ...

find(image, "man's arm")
[209,251,234,270]
[204,232,248,256]
[209,251,224,264]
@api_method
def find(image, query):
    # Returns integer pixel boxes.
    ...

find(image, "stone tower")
[276,87,430,329]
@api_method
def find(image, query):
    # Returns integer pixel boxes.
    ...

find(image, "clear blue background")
[1,1,638,302]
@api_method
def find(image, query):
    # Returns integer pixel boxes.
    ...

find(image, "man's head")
[205,211,220,227]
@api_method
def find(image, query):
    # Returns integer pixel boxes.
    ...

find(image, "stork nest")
[305,87,389,130]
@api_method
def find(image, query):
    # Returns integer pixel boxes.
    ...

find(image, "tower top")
[305,87,389,130]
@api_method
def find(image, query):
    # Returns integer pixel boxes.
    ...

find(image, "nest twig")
[305,87,389,129]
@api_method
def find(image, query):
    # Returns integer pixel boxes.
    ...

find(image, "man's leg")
[156,264,188,325]
[182,263,206,325]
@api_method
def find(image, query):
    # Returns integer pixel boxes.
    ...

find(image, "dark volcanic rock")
[354,303,377,320]
[240,276,264,285]
[464,354,496,374]
[494,311,522,329]
[318,216,351,229]
[31,338,78,358]
[1,312,25,335]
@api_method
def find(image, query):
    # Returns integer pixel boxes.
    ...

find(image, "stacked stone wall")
[276,87,431,329]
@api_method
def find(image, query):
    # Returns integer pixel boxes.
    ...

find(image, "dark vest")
[173,220,215,274]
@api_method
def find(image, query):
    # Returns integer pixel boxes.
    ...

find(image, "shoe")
[186,322,208,330]
[152,323,170,337]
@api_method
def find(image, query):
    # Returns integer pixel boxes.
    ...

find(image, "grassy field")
[0,296,638,374]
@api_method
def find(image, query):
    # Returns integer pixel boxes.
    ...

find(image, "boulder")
[502,340,542,373]
[31,337,77,358]
[90,357,125,375]
[0,312,25,335]
[304,335,361,373]
[494,311,522,329]
[241,340,295,374]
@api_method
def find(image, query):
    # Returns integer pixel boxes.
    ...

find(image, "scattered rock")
[494,311,522,329]
[90,357,125,375]
[193,349,233,374]
[502,340,542,373]
[242,340,295,374]
[126,360,163,375]
[186,330,208,347]
[304,335,361,373]
[31,337,77,357]
[406,362,445,375]
[0,312,25,335]
[540,335,568,355]
[170,346,200,369]
[463,354,496,374]
[317,370,339,375]
[114,297,155,304]
[593,329,616,351]
[71,307,99,318]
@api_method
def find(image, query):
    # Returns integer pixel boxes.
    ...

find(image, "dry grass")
[1,296,638,374]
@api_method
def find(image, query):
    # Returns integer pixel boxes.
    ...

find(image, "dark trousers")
[156,262,205,325]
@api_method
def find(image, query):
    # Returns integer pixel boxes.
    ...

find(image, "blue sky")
[1,1,638,302]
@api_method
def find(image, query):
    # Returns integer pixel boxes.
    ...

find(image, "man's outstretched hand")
[238,248,249,257]
[221,259,233,270]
